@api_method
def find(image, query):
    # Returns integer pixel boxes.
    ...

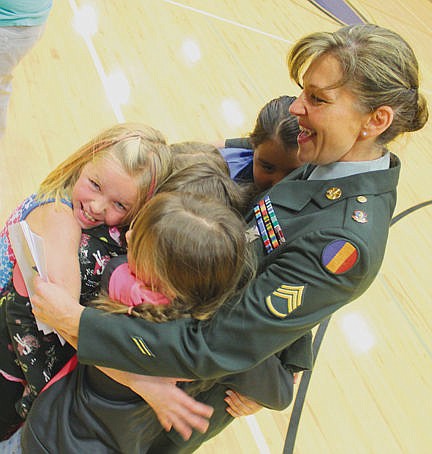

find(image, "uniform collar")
[261,153,400,212]
[308,152,390,180]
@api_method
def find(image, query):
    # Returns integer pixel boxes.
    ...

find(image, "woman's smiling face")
[289,53,371,166]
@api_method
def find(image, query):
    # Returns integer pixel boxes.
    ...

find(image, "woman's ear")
[363,106,394,138]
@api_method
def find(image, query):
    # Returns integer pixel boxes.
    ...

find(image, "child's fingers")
[224,390,262,417]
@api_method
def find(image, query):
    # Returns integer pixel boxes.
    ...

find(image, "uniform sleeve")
[224,137,252,149]
[78,228,371,379]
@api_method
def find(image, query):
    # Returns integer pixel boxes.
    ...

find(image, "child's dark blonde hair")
[170,141,229,173]
[37,123,173,223]
[157,161,248,213]
[98,192,255,322]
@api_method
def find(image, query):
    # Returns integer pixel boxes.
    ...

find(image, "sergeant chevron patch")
[265,284,305,318]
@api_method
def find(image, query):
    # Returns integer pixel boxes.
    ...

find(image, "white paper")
[8,221,65,344]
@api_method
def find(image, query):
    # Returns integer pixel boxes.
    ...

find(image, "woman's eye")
[310,94,326,104]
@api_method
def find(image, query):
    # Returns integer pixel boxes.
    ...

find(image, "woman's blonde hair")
[288,24,428,144]
[98,192,255,321]
[37,123,172,223]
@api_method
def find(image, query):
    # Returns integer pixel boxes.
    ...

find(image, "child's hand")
[31,276,83,346]
[224,390,263,417]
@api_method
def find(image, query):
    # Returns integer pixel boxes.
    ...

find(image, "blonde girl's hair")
[37,123,173,223]
[157,160,249,213]
[170,141,229,174]
[288,24,429,144]
[97,192,256,322]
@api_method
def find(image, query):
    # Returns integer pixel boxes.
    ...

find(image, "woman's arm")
[31,228,370,379]
[97,367,213,440]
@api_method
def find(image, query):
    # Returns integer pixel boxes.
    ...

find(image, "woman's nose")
[289,94,305,116]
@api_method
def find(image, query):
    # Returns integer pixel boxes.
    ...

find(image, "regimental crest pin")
[265,284,305,319]
[352,210,368,223]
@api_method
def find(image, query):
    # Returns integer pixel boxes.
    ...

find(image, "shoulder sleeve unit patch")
[265,284,305,319]
[321,239,359,274]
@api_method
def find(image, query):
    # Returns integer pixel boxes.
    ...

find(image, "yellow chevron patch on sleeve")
[131,336,155,357]
[265,284,305,318]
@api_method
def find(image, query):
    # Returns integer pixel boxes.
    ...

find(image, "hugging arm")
[75,229,368,378]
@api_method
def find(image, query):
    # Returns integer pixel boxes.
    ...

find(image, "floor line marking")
[245,415,271,454]
[68,0,125,122]
[159,0,293,43]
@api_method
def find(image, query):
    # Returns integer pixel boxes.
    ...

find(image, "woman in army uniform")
[28,23,428,450]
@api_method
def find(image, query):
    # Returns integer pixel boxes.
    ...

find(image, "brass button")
[357,196,367,203]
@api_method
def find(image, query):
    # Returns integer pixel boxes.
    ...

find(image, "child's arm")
[25,202,81,299]
[222,374,304,416]
[220,335,312,415]
[219,354,295,411]
[5,203,81,417]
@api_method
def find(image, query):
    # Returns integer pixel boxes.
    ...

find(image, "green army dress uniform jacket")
[77,154,400,379]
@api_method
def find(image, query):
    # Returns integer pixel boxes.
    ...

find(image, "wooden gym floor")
[1,1,431,453]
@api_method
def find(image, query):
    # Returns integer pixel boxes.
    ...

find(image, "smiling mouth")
[299,126,315,137]
[298,126,316,143]
[81,205,98,223]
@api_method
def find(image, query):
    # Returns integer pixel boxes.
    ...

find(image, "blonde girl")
[0,122,172,439]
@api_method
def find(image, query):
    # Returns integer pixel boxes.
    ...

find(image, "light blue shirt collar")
[308,152,390,180]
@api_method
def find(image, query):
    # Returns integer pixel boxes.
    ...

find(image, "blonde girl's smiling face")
[72,157,138,229]
[289,53,372,165]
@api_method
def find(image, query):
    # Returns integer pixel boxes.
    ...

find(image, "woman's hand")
[100,367,213,440]
[224,390,263,417]
[134,375,213,440]
[31,276,83,347]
